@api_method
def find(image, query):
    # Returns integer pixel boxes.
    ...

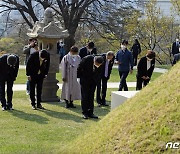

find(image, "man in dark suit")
[0,54,19,111]
[77,55,104,119]
[136,50,156,90]
[26,50,50,110]
[96,51,114,106]
[23,38,39,95]
[79,42,97,59]
[172,38,179,56]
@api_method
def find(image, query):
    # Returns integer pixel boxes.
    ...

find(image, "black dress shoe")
[65,103,70,108]
[97,103,102,107]
[88,114,98,119]
[69,102,76,108]
[37,105,45,109]
[32,106,37,110]
[82,114,88,119]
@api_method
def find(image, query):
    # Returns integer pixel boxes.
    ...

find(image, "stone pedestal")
[27,7,69,102]
[111,91,139,110]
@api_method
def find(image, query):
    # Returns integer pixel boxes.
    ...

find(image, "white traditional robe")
[61,53,81,101]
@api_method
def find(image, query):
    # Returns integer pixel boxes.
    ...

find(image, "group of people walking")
[0,37,179,120]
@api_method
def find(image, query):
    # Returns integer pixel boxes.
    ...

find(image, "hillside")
[62,62,180,154]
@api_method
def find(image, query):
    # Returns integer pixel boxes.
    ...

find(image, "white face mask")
[147,57,153,61]
[60,42,64,47]
[176,39,179,42]
[70,53,77,57]
[88,49,93,52]
[121,45,126,50]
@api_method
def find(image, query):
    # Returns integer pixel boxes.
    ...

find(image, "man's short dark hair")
[94,56,104,64]
[7,54,17,66]
[107,51,114,57]
[40,50,48,59]
[70,46,78,53]
[146,50,156,59]
[29,38,37,42]
[122,40,128,45]
[88,42,95,49]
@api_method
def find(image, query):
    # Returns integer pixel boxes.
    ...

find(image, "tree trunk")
[64,33,76,54]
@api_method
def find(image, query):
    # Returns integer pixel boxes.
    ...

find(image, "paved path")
[13,82,136,91]
[17,65,168,92]
[19,65,168,73]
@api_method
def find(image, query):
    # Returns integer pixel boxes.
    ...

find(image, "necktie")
[104,60,109,77]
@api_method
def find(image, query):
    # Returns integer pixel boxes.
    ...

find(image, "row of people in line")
[2,39,178,119]
[25,40,155,118]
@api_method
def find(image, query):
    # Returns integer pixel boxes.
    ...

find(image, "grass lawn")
[155,64,172,70]
[0,88,114,154]
[15,68,163,84]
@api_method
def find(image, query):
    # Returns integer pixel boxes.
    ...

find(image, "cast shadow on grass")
[8,109,49,124]
[42,101,110,121]
[38,108,84,123]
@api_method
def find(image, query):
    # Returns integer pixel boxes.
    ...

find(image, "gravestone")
[111,91,139,110]
[27,7,69,102]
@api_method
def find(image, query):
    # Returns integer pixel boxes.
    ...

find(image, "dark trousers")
[119,71,129,91]
[0,80,14,108]
[136,77,150,90]
[81,81,96,116]
[96,77,108,104]
[133,54,138,66]
[29,75,44,106]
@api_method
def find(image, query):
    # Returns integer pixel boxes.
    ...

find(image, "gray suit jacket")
[23,45,31,65]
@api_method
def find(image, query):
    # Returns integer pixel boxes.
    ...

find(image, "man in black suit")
[79,42,97,59]
[172,38,179,56]
[96,51,114,106]
[136,50,156,90]
[77,55,104,119]
[0,54,19,111]
[26,50,50,110]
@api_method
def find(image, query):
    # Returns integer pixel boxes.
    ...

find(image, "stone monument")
[27,7,69,102]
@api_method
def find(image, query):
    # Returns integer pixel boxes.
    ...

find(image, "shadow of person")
[8,109,49,124]
[42,101,110,120]
[38,109,84,123]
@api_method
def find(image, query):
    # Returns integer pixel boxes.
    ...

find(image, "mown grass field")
[0,89,114,154]
[15,68,163,84]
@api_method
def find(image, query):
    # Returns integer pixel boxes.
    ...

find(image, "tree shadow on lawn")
[8,109,49,124]
[38,108,84,123]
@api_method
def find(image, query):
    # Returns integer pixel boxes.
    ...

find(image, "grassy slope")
[63,62,180,154]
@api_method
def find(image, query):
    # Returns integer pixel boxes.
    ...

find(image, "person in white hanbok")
[61,46,81,108]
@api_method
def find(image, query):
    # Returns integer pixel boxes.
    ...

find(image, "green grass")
[156,64,172,70]
[61,62,180,154]
[109,68,163,82]
[15,68,162,84]
[0,88,113,154]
